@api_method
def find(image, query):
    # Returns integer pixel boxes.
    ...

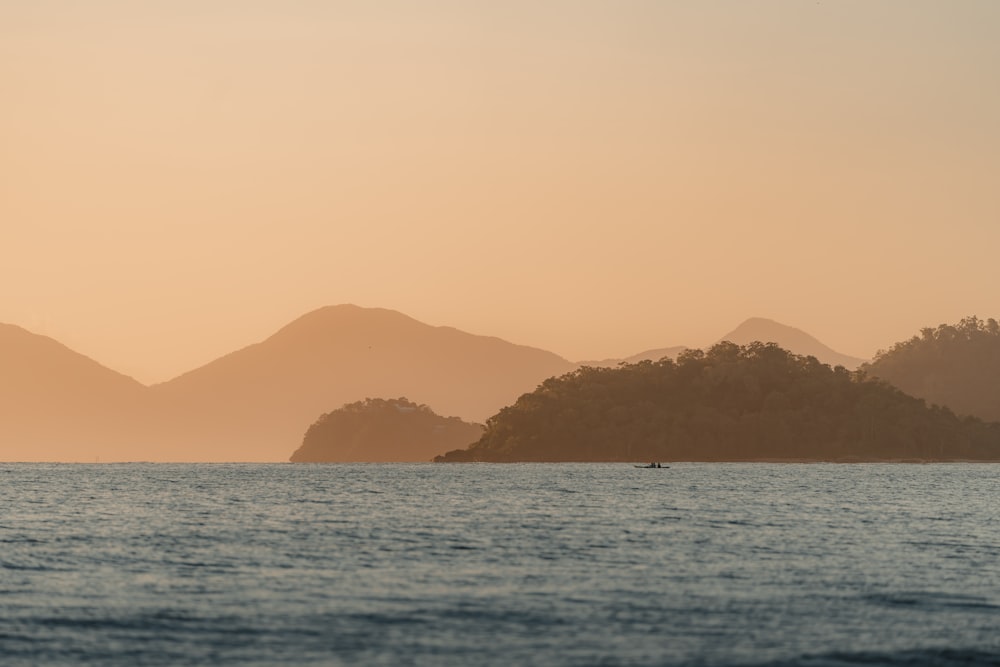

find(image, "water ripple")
[0,462,997,666]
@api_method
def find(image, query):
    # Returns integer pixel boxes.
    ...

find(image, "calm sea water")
[1,463,997,666]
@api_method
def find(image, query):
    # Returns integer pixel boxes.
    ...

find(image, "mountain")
[436,342,1000,463]
[0,324,146,462]
[716,318,866,369]
[145,305,575,461]
[863,316,1000,422]
[289,397,484,463]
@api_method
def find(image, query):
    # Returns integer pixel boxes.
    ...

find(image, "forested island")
[436,342,1000,462]
[290,397,484,462]
[864,316,1000,423]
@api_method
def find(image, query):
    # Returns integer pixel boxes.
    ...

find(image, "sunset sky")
[3,1,999,384]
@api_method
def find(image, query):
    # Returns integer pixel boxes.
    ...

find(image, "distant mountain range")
[0,305,868,462]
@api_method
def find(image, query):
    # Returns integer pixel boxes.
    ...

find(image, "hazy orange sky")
[3,1,999,384]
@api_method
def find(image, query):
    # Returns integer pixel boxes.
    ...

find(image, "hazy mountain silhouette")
[145,305,575,461]
[716,318,866,369]
[863,316,1000,422]
[0,324,145,461]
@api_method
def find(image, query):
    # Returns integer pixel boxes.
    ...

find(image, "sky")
[3,1,999,385]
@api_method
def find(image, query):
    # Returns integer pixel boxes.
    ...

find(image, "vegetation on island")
[290,397,484,462]
[435,342,1000,462]
[863,316,1000,423]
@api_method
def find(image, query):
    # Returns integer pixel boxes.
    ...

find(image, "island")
[435,342,1000,462]
[290,397,484,462]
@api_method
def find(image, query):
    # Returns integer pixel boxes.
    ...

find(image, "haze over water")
[3,463,998,666]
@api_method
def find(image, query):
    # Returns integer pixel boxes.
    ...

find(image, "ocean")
[1,463,997,666]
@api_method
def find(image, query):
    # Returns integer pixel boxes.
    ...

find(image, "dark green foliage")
[864,316,1000,422]
[436,342,1000,462]
[291,397,484,462]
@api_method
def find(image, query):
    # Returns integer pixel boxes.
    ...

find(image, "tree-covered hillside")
[436,343,1000,462]
[290,397,484,462]
[863,316,1000,422]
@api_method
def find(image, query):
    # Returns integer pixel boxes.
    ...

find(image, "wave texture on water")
[1,462,998,666]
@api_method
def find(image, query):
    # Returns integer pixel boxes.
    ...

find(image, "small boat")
[634,463,669,469]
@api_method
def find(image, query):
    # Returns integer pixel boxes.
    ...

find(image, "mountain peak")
[716,318,865,369]
[721,318,817,345]
[274,303,418,337]
[272,304,415,333]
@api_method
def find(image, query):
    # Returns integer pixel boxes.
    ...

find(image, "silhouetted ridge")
[0,323,146,461]
[864,316,1000,422]
[436,342,1000,462]
[0,324,144,391]
[290,397,484,462]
